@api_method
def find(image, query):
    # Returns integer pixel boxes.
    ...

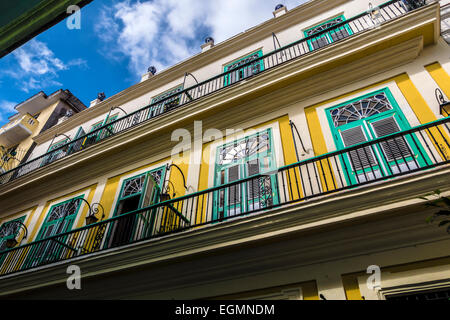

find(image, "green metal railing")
[0,116,448,277]
[0,0,429,185]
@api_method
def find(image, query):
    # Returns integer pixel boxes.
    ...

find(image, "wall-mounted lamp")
[4,220,28,248]
[111,106,128,116]
[182,72,200,101]
[160,180,177,202]
[48,133,72,152]
[167,164,188,190]
[55,133,72,141]
[436,88,450,117]
[160,164,188,202]
[80,198,105,225]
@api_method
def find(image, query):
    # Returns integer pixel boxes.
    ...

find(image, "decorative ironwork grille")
[150,169,163,186]
[218,132,270,165]
[0,222,20,239]
[121,175,146,198]
[227,52,261,71]
[151,86,184,115]
[121,169,164,199]
[330,93,393,128]
[306,16,346,36]
[48,198,82,222]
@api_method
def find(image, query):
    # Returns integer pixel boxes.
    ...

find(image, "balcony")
[0,117,448,278]
[0,113,38,148]
[0,0,433,186]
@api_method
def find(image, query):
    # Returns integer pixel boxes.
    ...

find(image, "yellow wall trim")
[425,62,450,101]
[342,274,364,300]
[395,73,437,124]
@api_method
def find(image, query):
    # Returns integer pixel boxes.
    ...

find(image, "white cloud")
[5,39,88,93]
[0,100,18,124]
[96,0,307,78]
[0,100,17,114]
[13,39,67,76]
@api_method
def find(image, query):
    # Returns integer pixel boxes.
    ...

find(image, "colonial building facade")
[0,0,449,300]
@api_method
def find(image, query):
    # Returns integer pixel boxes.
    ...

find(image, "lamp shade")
[6,238,18,249]
[86,215,99,225]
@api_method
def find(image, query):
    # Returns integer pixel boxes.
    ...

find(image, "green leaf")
[435,190,442,195]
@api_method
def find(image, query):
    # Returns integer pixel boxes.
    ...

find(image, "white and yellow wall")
[0,0,449,299]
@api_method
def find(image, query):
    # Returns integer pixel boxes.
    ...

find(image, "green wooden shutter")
[228,165,240,205]
[247,159,260,200]
[371,117,411,161]
[341,126,376,170]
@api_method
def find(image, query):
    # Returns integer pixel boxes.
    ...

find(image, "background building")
[0,0,449,300]
[0,90,86,174]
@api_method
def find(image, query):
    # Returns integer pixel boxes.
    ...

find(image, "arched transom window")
[218,131,270,166]
[48,198,82,222]
[330,92,393,128]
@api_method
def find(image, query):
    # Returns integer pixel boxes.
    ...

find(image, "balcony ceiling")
[0,122,33,148]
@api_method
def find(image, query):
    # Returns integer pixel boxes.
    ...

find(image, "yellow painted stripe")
[304,107,337,191]
[75,185,98,229]
[169,151,190,199]
[425,62,450,100]
[278,115,298,165]
[396,72,449,159]
[161,151,191,232]
[99,176,121,220]
[305,107,328,157]
[279,115,303,200]
[22,206,38,244]
[342,274,364,300]
[196,143,212,225]
[395,73,437,124]
[302,281,319,300]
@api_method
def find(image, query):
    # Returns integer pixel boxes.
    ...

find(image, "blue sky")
[0,0,307,126]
